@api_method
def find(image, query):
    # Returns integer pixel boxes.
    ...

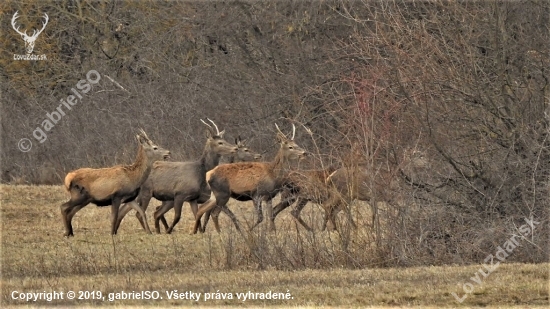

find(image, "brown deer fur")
[192,124,307,233]
[270,165,342,231]
[60,130,170,237]
[114,119,238,234]
[293,149,428,231]
[200,136,262,230]
[228,136,263,163]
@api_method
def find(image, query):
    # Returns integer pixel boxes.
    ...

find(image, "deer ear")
[136,134,147,145]
[276,132,287,144]
[205,128,213,139]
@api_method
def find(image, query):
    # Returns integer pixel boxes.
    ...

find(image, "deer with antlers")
[116,132,261,233]
[114,119,238,234]
[11,11,49,54]
[192,123,307,233]
[60,129,170,237]
[269,165,343,231]
[272,148,429,231]
[198,135,263,231]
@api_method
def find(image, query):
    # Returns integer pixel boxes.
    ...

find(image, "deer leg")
[320,202,332,231]
[187,200,201,233]
[219,204,241,233]
[290,197,312,231]
[115,203,130,232]
[201,207,213,233]
[156,202,171,231]
[266,199,276,231]
[321,194,340,231]
[166,196,185,234]
[209,206,223,233]
[61,202,81,237]
[135,194,153,231]
[153,200,174,234]
[210,191,231,232]
[272,191,296,218]
[344,200,357,229]
[201,206,221,233]
[66,204,87,222]
[327,203,340,231]
[115,197,147,233]
[126,201,151,234]
[110,197,123,235]
[192,199,216,234]
[61,192,91,237]
[250,197,263,230]
[60,202,73,236]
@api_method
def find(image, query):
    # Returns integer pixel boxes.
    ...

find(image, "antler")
[11,12,27,37]
[30,13,49,39]
[11,12,49,39]
[138,128,151,142]
[207,118,220,135]
[291,123,296,140]
[200,118,214,131]
[274,123,287,138]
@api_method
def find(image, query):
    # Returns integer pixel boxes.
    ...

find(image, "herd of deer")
[60,119,373,237]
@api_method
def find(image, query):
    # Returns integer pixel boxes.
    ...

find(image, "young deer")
[199,136,263,231]
[116,134,261,233]
[60,130,170,237]
[227,136,262,163]
[114,119,238,234]
[192,124,307,233]
[270,165,342,231]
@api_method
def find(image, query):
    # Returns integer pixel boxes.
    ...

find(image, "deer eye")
[218,142,223,145]
[153,146,158,150]
[244,149,249,152]
[288,146,294,150]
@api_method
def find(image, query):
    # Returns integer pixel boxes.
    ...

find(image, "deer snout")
[163,151,171,160]
[254,154,263,161]
[231,147,239,153]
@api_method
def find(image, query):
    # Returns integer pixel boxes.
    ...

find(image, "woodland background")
[1,0,548,266]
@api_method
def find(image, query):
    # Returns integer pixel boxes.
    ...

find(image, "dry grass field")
[1,185,548,308]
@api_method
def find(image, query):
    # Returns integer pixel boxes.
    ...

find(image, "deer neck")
[126,144,153,186]
[268,149,293,180]
[200,144,221,171]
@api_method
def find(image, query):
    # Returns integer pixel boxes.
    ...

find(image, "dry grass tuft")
[1,185,548,307]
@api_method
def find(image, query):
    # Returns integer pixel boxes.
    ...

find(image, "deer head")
[11,11,49,54]
[136,129,171,161]
[235,136,263,161]
[200,118,237,156]
[275,123,308,161]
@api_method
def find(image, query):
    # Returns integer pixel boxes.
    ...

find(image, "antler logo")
[11,11,49,54]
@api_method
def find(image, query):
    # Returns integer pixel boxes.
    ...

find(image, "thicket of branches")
[1,0,548,266]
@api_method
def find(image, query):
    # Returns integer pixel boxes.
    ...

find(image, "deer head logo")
[11,11,49,54]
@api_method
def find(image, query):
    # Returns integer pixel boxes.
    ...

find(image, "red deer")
[277,149,428,231]
[199,136,263,231]
[116,133,261,233]
[114,119,238,234]
[192,124,307,233]
[270,165,343,231]
[60,129,170,237]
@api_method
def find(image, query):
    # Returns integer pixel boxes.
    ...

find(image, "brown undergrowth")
[1,185,548,307]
